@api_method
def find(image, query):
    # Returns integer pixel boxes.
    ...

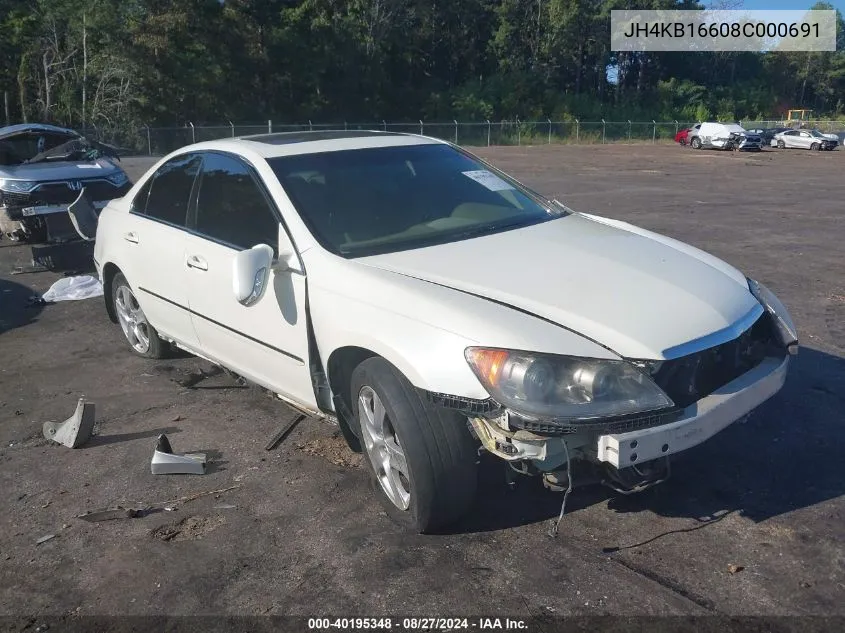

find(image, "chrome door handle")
[186,255,208,271]
[124,231,139,244]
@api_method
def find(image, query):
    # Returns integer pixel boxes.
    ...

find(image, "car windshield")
[808,130,825,138]
[0,130,118,166]
[268,143,565,257]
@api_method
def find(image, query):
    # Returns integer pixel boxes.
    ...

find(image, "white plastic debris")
[43,398,95,448]
[41,275,104,303]
[151,434,206,475]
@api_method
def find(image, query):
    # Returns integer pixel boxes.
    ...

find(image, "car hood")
[356,213,761,360]
[0,123,77,141]
[0,157,122,181]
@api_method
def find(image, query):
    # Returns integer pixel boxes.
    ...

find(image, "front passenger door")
[184,152,315,409]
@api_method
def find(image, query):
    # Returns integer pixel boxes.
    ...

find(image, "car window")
[136,154,202,226]
[193,153,279,252]
[268,143,561,258]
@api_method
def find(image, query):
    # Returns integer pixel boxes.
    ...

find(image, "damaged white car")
[93,131,797,533]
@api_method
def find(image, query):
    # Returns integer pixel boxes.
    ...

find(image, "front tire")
[351,357,478,533]
[690,137,702,149]
[811,142,820,151]
[111,273,168,359]
[777,140,785,149]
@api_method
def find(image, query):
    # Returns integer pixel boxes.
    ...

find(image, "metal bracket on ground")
[43,398,95,448]
[150,434,207,475]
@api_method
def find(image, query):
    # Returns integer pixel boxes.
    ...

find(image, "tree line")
[1,0,844,141]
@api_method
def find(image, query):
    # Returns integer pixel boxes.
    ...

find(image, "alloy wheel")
[358,385,411,511]
[114,285,151,354]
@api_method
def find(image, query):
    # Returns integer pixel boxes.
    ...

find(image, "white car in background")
[92,131,798,533]
[690,122,763,151]
[773,129,838,150]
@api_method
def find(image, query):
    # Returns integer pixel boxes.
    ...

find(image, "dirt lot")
[0,144,843,619]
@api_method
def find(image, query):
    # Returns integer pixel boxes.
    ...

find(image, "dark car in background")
[747,127,790,148]
[0,123,132,242]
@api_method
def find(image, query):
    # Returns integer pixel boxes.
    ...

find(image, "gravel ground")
[0,143,843,620]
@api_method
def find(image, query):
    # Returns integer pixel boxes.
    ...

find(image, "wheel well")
[102,263,120,323]
[327,346,378,450]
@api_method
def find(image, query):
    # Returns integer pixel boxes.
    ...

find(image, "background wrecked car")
[0,123,132,243]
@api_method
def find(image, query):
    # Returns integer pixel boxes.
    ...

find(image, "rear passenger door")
[183,152,315,408]
[122,153,202,349]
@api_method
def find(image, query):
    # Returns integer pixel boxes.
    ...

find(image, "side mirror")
[232,244,274,306]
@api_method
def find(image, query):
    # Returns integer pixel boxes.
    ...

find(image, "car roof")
[0,123,79,140]
[177,130,445,159]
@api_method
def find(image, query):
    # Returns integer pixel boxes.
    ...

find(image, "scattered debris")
[265,414,306,451]
[150,434,206,475]
[11,264,49,275]
[213,504,237,510]
[297,432,363,468]
[155,485,240,508]
[40,275,104,302]
[36,534,57,545]
[174,366,223,389]
[171,415,182,422]
[150,516,224,542]
[727,564,745,574]
[43,398,95,448]
[77,506,146,523]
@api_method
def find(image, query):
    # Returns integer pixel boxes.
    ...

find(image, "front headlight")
[465,347,673,421]
[747,278,798,353]
[0,179,38,193]
[105,170,129,186]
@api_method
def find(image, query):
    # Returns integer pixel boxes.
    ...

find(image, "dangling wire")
[547,439,573,538]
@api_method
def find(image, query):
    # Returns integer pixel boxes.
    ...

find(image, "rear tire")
[690,137,702,149]
[111,273,168,359]
[351,357,478,533]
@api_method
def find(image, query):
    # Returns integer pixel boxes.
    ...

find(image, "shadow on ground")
[0,277,44,335]
[452,346,845,534]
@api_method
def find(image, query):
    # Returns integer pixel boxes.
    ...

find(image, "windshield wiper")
[450,218,542,242]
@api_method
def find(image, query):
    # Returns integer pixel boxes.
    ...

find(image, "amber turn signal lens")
[466,348,510,387]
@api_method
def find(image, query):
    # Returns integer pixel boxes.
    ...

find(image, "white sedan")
[93,132,798,533]
[773,129,838,150]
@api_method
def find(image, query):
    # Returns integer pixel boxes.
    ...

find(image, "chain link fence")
[83,119,845,156]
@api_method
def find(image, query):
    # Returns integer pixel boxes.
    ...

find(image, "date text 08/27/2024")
[307,618,528,630]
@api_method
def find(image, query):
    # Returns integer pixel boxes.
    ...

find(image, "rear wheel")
[690,137,702,149]
[351,357,478,533]
[112,273,168,358]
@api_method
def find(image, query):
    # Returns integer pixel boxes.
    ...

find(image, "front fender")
[305,250,618,399]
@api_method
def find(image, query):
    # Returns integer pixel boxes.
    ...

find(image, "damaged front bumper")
[596,354,788,467]
[0,201,109,242]
[465,353,789,480]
